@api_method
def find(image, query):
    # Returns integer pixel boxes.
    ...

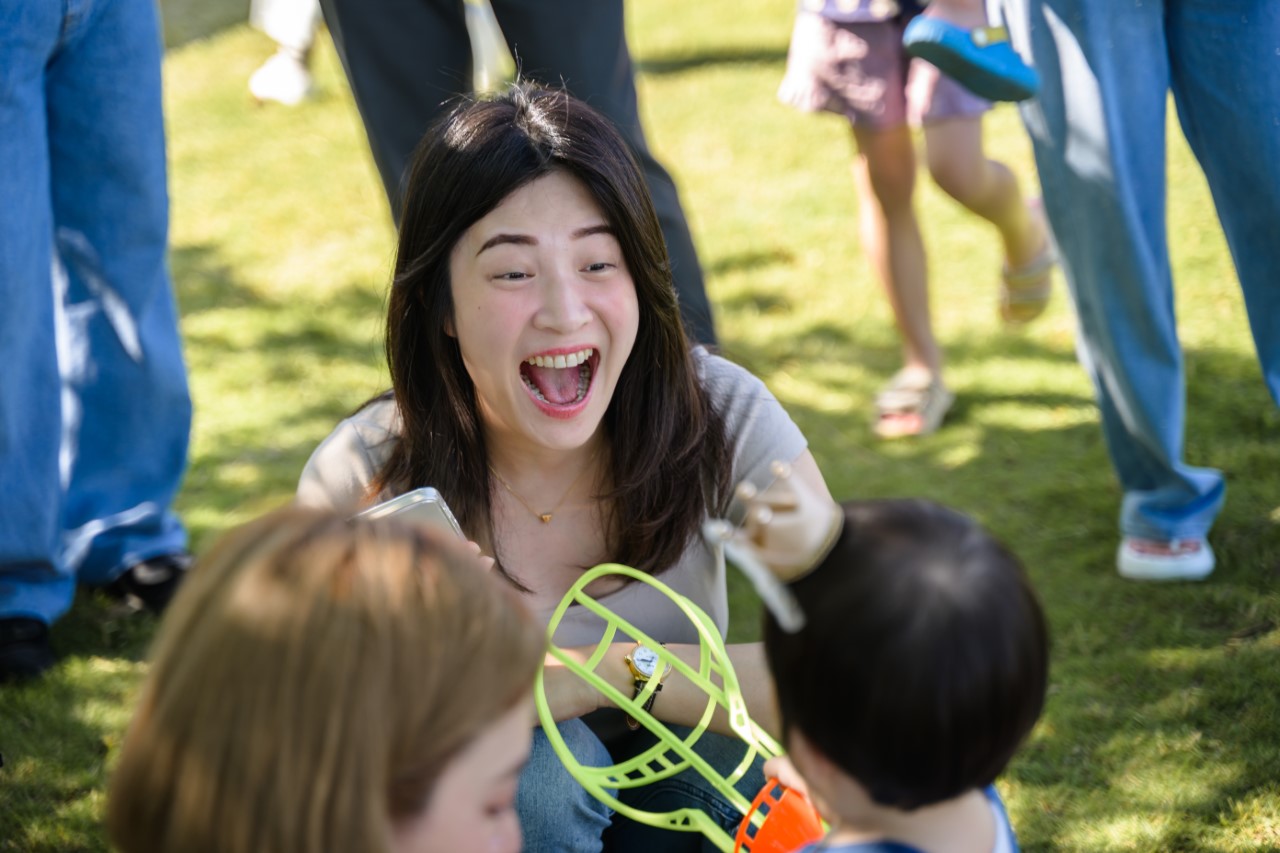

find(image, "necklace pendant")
[538,513,553,524]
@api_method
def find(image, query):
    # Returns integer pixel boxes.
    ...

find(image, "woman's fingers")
[463,539,497,572]
[733,459,842,580]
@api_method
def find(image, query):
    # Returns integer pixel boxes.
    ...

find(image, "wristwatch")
[623,643,671,730]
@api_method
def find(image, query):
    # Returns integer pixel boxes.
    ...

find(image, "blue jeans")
[0,0,191,625]
[518,717,766,852]
[998,0,1280,541]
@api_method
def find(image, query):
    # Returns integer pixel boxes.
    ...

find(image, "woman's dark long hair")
[370,82,730,584]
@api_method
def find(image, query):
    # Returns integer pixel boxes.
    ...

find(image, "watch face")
[632,645,660,678]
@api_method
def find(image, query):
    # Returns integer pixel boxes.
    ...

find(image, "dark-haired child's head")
[764,499,1048,811]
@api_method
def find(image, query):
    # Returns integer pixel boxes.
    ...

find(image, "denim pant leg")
[0,3,73,622]
[1002,0,1224,541]
[1168,0,1280,409]
[50,0,190,587]
[605,727,766,853]
[518,720,614,853]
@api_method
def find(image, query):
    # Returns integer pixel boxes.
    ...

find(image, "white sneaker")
[1116,537,1214,582]
[248,52,314,106]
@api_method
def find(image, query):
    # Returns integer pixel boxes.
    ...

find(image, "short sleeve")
[295,400,400,511]
[694,349,809,499]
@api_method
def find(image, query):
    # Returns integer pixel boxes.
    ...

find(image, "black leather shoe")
[107,552,193,614]
[0,617,55,683]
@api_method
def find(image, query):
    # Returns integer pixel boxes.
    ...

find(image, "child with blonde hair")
[107,507,544,853]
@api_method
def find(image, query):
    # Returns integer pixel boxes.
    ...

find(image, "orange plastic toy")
[734,778,825,853]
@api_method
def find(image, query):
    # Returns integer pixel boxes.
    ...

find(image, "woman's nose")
[533,267,591,332]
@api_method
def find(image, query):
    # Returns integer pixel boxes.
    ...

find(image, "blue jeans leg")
[0,3,67,621]
[518,720,615,853]
[518,720,766,852]
[605,726,766,853]
[1167,0,1280,409]
[1002,0,1226,542]
[0,0,190,624]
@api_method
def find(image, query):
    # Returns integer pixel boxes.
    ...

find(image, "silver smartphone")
[351,487,465,541]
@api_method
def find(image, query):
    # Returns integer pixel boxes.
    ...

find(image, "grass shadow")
[636,45,788,76]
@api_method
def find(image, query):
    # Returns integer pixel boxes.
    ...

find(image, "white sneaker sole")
[1116,538,1215,582]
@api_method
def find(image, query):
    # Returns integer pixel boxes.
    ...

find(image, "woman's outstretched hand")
[732,458,842,583]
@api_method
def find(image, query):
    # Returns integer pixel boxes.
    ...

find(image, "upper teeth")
[526,348,594,369]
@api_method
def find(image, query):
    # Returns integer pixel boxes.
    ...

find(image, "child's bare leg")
[923,115,1052,323]
[853,125,936,378]
[853,124,949,437]
[923,116,1044,271]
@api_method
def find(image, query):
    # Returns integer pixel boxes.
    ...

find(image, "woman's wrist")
[557,644,632,714]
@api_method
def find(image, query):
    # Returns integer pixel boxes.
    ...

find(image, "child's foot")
[873,368,954,439]
[249,50,314,106]
[903,17,1039,102]
[1000,198,1056,325]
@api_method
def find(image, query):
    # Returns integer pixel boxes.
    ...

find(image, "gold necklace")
[489,457,597,524]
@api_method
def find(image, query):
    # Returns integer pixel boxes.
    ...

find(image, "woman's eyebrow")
[477,233,535,255]
[572,224,615,240]
[476,223,614,255]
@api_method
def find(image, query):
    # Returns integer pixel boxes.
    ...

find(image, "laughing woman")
[297,83,837,852]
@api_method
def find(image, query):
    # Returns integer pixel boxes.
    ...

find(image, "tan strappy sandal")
[1000,197,1058,325]
[873,370,955,440]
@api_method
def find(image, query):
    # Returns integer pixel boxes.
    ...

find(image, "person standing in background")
[316,0,719,345]
[0,0,193,681]
[997,0,1280,580]
[778,0,1054,439]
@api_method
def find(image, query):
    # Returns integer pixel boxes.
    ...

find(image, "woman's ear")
[444,315,456,338]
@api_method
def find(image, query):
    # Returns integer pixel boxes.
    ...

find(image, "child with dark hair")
[754,497,1048,852]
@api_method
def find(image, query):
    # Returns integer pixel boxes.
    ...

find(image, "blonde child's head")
[107,506,543,853]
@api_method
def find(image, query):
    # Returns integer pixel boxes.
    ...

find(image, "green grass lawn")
[3,1,1279,850]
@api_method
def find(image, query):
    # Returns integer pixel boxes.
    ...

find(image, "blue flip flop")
[903,16,1039,102]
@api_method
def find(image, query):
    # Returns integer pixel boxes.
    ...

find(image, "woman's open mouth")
[520,347,598,412]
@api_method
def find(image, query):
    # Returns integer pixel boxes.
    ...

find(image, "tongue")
[526,364,581,405]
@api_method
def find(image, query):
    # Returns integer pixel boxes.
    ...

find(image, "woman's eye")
[583,262,614,273]
[494,271,530,281]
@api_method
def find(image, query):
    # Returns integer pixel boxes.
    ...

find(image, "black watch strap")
[625,678,664,730]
